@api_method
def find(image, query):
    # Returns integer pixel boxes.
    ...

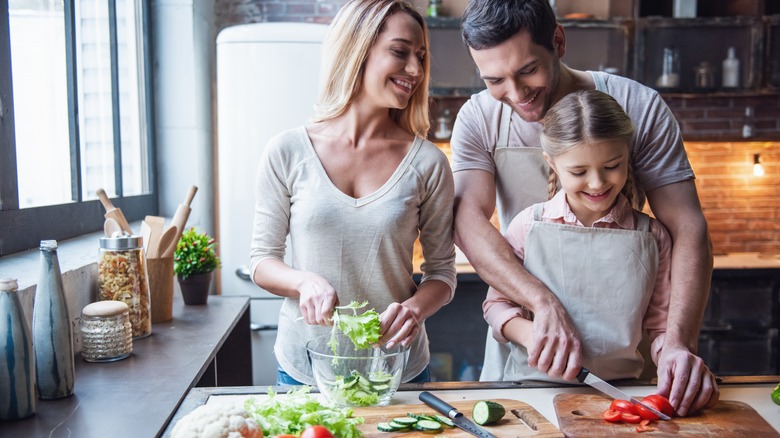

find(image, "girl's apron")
[481,202,659,382]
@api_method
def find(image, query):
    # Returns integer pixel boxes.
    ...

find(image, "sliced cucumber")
[472,400,506,425]
[408,413,438,422]
[391,417,418,426]
[434,414,455,427]
[377,421,409,432]
[388,420,412,430]
[413,419,443,432]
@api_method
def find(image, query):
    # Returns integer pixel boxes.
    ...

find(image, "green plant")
[174,228,221,280]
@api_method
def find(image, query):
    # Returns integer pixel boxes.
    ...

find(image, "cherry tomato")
[301,425,334,438]
[620,412,642,424]
[642,394,674,417]
[602,408,622,423]
[274,435,296,438]
[634,402,659,421]
[636,419,656,433]
[609,399,638,416]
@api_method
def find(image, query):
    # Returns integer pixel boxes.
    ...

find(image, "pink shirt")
[483,190,672,346]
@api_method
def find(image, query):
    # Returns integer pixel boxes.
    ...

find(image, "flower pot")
[177,272,212,305]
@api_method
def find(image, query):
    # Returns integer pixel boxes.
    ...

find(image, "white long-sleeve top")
[249,126,457,384]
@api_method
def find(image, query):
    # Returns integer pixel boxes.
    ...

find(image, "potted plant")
[174,227,221,305]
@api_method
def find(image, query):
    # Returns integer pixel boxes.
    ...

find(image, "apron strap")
[533,202,544,222]
[635,211,651,232]
[497,103,512,149]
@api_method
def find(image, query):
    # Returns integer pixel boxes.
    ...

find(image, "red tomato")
[602,408,622,423]
[636,419,656,433]
[620,412,642,424]
[642,394,674,417]
[609,399,638,416]
[274,435,296,438]
[634,402,659,421]
[301,426,334,438]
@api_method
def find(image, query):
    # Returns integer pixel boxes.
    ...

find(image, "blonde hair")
[540,89,638,207]
[314,0,431,138]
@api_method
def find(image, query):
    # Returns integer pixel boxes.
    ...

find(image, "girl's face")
[545,139,629,226]
[359,12,425,110]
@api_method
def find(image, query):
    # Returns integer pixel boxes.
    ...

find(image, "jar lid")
[83,300,130,317]
[100,235,143,250]
[0,278,18,292]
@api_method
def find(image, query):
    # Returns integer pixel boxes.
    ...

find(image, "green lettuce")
[329,301,382,351]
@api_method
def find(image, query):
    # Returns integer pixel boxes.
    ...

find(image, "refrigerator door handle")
[236,266,252,282]
[250,323,278,332]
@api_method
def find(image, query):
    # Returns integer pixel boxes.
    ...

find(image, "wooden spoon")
[155,225,179,260]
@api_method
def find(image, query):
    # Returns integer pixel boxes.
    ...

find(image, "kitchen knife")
[576,367,671,420]
[419,391,498,438]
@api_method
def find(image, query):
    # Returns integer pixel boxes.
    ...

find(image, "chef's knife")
[419,391,498,438]
[576,367,671,420]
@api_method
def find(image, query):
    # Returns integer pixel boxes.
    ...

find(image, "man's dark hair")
[461,0,557,51]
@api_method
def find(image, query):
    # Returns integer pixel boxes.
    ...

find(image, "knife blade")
[419,391,498,438]
[576,367,671,420]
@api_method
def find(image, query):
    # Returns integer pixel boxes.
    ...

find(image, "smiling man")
[450,0,718,416]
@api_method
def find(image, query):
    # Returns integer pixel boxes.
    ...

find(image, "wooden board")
[553,393,780,437]
[353,398,563,437]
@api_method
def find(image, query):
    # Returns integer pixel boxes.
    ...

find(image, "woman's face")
[359,11,425,110]
[546,139,629,226]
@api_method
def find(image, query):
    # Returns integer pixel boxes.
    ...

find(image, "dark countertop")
[0,295,250,438]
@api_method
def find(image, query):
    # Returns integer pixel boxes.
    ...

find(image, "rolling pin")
[96,188,134,235]
[161,185,198,258]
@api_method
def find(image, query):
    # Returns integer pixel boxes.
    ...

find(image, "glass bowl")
[306,333,409,407]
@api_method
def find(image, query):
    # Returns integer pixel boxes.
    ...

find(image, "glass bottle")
[0,278,36,419]
[428,0,441,17]
[33,240,75,399]
[656,48,680,89]
[98,235,152,338]
[722,47,740,88]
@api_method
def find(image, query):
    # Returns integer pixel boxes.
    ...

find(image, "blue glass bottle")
[33,240,75,399]
[0,278,36,419]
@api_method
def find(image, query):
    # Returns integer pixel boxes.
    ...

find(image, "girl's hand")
[379,302,420,349]
[297,272,338,326]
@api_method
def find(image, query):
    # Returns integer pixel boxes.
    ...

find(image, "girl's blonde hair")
[540,89,638,207]
[314,0,431,138]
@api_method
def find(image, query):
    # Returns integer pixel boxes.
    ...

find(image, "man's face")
[469,27,564,123]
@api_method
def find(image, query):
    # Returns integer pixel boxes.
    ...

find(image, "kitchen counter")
[0,295,251,438]
[162,377,780,436]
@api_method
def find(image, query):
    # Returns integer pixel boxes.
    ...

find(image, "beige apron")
[481,203,659,382]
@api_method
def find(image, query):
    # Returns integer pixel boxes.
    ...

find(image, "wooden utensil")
[140,220,152,254]
[104,218,123,237]
[155,225,178,260]
[354,399,562,437]
[161,185,198,258]
[553,393,778,437]
[96,188,134,235]
[144,215,166,258]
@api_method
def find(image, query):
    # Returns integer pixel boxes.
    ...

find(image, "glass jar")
[80,300,133,362]
[98,235,152,338]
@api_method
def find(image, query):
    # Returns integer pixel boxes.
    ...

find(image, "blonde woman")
[483,90,718,412]
[249,0,456,386]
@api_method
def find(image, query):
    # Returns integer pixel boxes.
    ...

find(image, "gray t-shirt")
[249,126,457,384]
[451,71,694,207]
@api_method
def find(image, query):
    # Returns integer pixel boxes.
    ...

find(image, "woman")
[249,0,456,386]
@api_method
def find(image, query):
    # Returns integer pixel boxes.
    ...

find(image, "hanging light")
[753,153,765,177]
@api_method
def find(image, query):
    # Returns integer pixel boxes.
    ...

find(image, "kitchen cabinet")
[768,16,780,89]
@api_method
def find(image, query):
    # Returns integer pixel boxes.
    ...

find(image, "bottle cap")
[40,240,58,250]
[100,235,143,250]
[83,300,130,318]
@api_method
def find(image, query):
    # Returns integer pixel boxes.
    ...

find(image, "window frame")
[0,0,157,256]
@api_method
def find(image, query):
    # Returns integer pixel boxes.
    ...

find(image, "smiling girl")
[481,90,708,386]
[249,0,456,386]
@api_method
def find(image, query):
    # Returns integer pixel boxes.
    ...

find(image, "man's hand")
[379,302,420,349]
[529,301,583,381]
[655,344,720,416]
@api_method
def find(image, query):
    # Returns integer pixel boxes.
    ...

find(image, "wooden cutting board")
[353,398,563,437]
[554,393,779,437]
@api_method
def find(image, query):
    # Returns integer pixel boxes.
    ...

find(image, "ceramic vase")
[178,272,212,305]
[33,240,75,399]
[0,278,36,420]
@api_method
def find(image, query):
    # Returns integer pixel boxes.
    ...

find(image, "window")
[0,0,155,256]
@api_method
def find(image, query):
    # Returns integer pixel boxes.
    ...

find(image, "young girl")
[249,0,456,386]
[482,89,679,383]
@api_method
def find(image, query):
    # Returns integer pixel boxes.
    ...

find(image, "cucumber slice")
[434,414,455,427]
[388,420,412,430]
[408,413,438,422]
[377,421,407,432]
[413,419,443,432]
[373,384,390,393]
[472,400,506,425]
[391,417,418,426]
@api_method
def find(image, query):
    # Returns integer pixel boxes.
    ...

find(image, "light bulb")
[753,153,765,177]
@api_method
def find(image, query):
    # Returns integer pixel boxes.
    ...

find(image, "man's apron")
[480,104,658,382]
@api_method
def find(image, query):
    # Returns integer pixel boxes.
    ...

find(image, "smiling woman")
[0,0,155,256]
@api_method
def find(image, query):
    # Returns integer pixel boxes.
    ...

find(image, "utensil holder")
[146,256,174,322]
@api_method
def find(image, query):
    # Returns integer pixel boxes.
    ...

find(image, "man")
[451,0,718,416]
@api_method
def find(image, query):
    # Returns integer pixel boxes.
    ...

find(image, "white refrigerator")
[216,22,329,385]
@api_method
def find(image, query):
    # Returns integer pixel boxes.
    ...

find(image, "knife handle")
[419,391,460,419]
[576,367,590,383]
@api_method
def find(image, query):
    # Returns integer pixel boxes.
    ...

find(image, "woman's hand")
[297,272,338,326]
[379,302,420,349]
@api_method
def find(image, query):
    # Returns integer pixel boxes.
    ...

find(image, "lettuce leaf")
[329,301,382,351]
